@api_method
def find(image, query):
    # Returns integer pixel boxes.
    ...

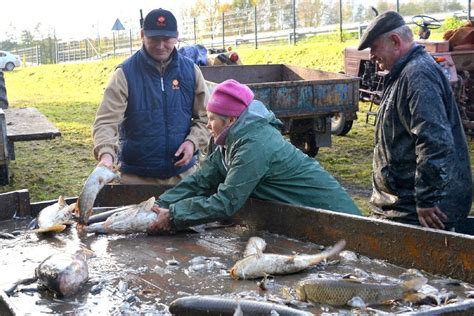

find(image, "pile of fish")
[169,236,437,314]
[7,165,451,314]
[13,165,119,297]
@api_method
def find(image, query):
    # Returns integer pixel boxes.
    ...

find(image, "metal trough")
[0,185,473,315]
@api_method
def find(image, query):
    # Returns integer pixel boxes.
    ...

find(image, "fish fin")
[33,225,67,233]
[285,255,296,264]
[86,222,107,234]
[28,218,38,229]
[73,199,81,218]
[256,246,264,259]
[77,246,95,259]
[4,276,38,296]
[229,266,238,279]
[342,277,363,284]
[142,196,156,210]
[329,239,346,255]
[347,295,366,308]
[308,239,346,266]
[319,239,346,259]
[58,195,67,207]
[404,292,438,305]
[402,276,427,292]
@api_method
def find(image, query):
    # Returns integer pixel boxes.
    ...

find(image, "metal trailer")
[200,64,359,156]
[0,185,473,315]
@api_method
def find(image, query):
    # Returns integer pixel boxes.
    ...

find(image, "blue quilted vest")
[119,48,197,178]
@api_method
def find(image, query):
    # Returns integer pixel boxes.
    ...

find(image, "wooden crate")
[417,40,450,53]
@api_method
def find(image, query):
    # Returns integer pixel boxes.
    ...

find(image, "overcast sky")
[0,0,188,41]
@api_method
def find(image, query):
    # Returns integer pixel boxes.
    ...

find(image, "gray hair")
[382,25,413,43]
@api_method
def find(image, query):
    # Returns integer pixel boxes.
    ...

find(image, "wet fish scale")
[296,279,406,306]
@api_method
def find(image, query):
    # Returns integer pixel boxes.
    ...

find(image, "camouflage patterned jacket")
[370,45,472,226]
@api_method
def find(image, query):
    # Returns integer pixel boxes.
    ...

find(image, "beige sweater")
[92,61,210,163]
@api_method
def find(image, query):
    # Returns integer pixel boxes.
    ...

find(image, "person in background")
[146,79,361,233]
[358,11,472,230]
[0,70,8,109]
[93,8,210,185]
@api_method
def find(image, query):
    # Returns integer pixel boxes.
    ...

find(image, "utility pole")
[292,0,296,45]
[339,0,343,42]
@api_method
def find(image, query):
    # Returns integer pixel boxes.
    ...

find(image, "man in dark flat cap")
[360,11,472,231]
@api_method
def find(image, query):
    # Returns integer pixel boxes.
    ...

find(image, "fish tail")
[73,199,81,218]
[142,196,156,210]
[402,276,427,292]
[86,222,107,234]
[4,276,38,296]
[311,239,346,264]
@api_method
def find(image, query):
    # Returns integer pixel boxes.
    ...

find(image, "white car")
[0,51,21,71]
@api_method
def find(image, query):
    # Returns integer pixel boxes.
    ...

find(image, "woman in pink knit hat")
[147,79,360,233]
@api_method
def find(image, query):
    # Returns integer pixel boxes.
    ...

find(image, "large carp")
[169,295,313,316]
[74,165,119,225]
[86,197,157,234]
[31,196,76,233]
[5,249,91,297]
[296,276,427,306]
[230,240,345,279]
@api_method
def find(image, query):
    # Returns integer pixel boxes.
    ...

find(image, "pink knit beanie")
[207,79,254,117]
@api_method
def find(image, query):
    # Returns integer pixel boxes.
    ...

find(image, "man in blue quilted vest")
[93,8,210,185]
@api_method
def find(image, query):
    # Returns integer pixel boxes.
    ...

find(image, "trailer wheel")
[331,112,353,136]
[289,131,319,157]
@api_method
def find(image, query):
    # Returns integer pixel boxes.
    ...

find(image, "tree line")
[0,0,467,64]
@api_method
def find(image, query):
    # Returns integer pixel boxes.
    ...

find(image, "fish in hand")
[74,165,119,225]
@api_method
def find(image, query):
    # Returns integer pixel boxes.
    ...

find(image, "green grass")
[1,36,472,216]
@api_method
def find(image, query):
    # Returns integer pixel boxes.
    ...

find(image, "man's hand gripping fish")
[230,239,346,279]
[74,165,119,226]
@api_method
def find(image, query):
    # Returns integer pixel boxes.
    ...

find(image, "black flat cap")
[358,11,406,50]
